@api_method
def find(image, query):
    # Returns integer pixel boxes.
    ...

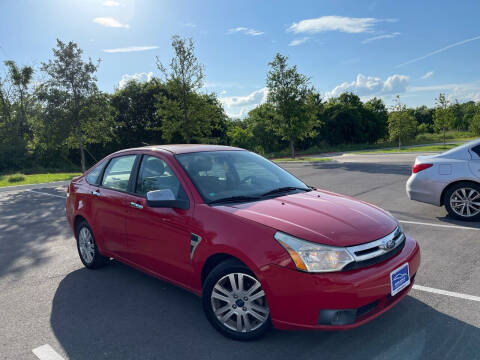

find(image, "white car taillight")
[412,163,433,174]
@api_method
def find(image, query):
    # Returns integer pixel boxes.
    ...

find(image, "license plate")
[390,263,410,296]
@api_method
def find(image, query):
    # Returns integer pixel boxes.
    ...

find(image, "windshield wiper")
[208,195,261,205]
[260,186,311,197]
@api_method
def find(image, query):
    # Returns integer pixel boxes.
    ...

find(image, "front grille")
[342,227,406,271]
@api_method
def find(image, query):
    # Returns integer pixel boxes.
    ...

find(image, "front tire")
[202,259,271,341]
[76,220,109,269]
[444,182,480,221]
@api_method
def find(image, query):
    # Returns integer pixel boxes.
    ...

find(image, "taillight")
[412,163,433,173]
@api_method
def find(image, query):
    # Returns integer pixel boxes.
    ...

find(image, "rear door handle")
[129,202,143,209]
[91,190,100,196]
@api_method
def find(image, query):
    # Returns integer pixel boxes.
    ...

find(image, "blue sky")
[1,0,480,117]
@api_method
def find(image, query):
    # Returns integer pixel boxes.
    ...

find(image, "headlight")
[274,231,354,272]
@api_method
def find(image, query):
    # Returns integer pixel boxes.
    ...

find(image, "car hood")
[216,190,397,247]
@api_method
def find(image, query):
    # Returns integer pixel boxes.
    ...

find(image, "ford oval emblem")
[381,239,396,250]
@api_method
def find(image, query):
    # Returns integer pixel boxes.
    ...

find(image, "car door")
[469,145,480,179]
[124,154,194,286]
[92,154,138,258]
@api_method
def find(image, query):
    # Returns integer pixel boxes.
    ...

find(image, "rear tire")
[202,259,271,341]
[444,182,480,221]
[76,220,109,269]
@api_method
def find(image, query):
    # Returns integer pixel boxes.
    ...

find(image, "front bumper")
[260,236,420,330]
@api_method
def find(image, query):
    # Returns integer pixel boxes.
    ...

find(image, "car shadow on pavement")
[434,216,480,229]
[0,187,69,279]
[311,162,413,176]
[51,261,480,360]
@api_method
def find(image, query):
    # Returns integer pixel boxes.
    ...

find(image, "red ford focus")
[66,145,420,340]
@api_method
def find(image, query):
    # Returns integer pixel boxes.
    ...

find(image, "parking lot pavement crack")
[351,180,403,197]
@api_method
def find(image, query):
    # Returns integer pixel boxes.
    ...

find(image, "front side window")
[86,160,106,185]
[102,155,137,192]
[176,151,309,203]
[135,155,187,200]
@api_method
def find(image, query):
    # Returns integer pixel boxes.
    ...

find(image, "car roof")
[437,137,480,158]
[113,144,245,155]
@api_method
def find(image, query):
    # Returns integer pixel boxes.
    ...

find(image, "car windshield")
[176,151,310,204]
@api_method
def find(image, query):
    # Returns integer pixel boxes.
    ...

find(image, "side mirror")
[146,189,189,210]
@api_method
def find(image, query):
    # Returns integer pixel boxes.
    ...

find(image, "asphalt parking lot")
[1,152,479,360]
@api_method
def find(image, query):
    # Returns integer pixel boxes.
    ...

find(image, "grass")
[272,157,333,163]
[267,131,478,159]
[0,172,81,188]
[353,143,460,154]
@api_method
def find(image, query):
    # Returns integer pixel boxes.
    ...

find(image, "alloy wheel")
[449,187,480,217]
[210,273,269,333]
[78,227,95,264]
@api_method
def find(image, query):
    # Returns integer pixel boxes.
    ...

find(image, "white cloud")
[382,74,410,93]
[103,0,121,6]
[227,27,264,36]
[289,37,310,46]
[103,46,159,53]
[396,35,480,68]
[326,74,410,98]
[287,16,396,34]
[362,32,400,44]
[408,82,480,103]
[421,71,434,79]
[93,17,130,29]
[118,72,153,89]
[183,22,196,28]
[220,88,268,118]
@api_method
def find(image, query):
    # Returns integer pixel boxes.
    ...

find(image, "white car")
[406,138,480,221]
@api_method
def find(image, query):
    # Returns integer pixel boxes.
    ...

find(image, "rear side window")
[102,155,137,192]
[472,145,480,158]
[86,161,106,185]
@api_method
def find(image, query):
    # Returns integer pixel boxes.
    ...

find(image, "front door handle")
[129,202,143,209]
[91,190,100,196]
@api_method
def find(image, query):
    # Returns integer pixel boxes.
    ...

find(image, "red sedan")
[66,145,420,340]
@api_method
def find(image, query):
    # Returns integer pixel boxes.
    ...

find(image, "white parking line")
[30,190,67,199]
[399,220,480,231]
[413,285,480,302]
[32,344,65,360]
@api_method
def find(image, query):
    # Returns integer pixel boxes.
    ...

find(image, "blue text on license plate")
[390,263,410,296]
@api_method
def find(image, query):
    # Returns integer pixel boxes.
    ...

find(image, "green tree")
[320,93,386,146]
[156,35,204,143]
[266,53,312,158]
[388,95,417,149]
[227,122,254,150]
[241,103,284,154]
[40,39,102,172]
[450,100,469,131]
[111,78,166,148]
[413,105,434,134]
[364,97,388,142]
[461,101,476,131]
[4,61,33,139]
[433,93,454,146]
[322,95,365,145]
[470,105,480,135]
[0,61,34,171]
